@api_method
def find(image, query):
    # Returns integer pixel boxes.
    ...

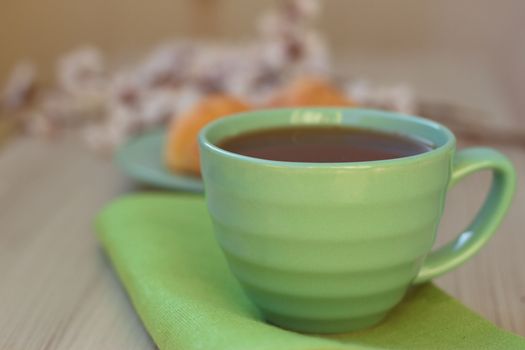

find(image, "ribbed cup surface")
[200,108,455,333]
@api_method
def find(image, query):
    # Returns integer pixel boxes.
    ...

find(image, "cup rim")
[199,107,456,168]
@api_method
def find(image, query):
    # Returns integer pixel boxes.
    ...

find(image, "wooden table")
[1,55,524,348]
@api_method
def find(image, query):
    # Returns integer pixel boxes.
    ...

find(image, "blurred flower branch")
[1,0,417,153]
[418,101,525,149]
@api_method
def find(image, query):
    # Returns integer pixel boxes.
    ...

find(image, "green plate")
[116,130,204,193]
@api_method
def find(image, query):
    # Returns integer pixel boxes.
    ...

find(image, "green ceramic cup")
[199,108,516,333]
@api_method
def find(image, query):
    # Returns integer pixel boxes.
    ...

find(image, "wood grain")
[0,137,155,349]
[0,56,524,349]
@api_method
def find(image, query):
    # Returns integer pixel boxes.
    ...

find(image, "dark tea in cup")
[218,126,434,162]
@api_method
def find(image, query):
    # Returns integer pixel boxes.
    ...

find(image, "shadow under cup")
[199,108,455,333]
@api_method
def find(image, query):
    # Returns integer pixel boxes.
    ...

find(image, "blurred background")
[0,0,525,152]
[1,0,524,79]
[1,0,524,115]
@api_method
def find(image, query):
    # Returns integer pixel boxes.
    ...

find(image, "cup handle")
[414,147,516,284]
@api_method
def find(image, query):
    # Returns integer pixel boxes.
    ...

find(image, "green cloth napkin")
[96,193,524,350]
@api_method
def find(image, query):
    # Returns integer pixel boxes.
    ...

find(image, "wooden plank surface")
[0,56,524,349]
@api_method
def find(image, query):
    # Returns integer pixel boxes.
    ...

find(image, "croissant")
[165,94,251,176]
[268,76,354,107]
